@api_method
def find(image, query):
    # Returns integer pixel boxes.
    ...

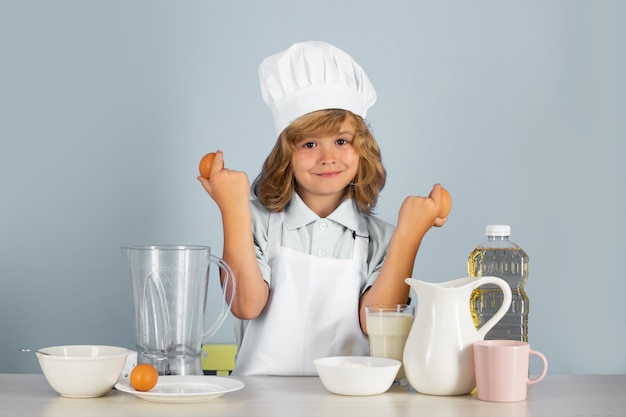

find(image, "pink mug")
[473,340,548,402]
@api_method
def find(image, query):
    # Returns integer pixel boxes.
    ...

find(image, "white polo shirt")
[250,192,395,293]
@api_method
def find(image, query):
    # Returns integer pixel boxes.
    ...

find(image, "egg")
[438,187,452,218]
[199,152,224,179]
[130,363,158,392]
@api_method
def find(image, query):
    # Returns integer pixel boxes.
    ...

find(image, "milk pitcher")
[403,277,511,396]
[122,245,235,375]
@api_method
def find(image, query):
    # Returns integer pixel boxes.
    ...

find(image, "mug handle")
[474,276,513,340]
[527,349,549,385]
[202,255,236,342]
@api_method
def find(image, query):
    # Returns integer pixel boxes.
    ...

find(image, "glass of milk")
[365,304,415,386]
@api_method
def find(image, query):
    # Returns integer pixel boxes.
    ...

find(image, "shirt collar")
[284,193,361,232]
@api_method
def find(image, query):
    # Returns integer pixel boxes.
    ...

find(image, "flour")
[339,362,370,368]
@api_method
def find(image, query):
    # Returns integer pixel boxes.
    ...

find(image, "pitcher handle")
[474,276,512,340]
[202,255,236,342]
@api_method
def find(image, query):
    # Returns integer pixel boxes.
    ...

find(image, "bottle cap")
[486,225,511,237]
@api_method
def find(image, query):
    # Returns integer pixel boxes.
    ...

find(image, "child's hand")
[198,151,251,212]
[396,184,449,240]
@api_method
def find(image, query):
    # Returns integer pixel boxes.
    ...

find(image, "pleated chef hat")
[259,41,377,135]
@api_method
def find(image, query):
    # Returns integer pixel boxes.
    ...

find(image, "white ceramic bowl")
[36,345,129,398]
[314,356,401,396]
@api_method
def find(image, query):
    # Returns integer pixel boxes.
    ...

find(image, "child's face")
[291,120,359,211]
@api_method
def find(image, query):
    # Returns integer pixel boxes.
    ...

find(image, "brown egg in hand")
[438,187,452,218]
[199,152,224,179]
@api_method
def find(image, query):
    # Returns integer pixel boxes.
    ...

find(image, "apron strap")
[352,215,369,265]
[267,211,284,259]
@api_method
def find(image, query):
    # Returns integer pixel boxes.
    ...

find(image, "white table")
[0,374,624,417]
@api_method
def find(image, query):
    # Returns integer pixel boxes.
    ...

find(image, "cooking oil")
[469,225,529,341]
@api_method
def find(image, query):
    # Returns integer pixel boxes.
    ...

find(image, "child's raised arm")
[359,183,450,333]
[198,151,269,319]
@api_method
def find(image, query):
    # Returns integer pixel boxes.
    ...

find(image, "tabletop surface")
[1,373,625,417]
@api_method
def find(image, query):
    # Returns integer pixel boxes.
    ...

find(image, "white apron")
[233,211,370,376]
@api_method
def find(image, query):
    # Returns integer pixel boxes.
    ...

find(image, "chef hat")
[259,41,377,135]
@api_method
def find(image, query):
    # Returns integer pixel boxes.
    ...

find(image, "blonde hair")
[253,109,386,214]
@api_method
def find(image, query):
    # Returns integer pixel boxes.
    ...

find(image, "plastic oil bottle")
[469,225,529,341]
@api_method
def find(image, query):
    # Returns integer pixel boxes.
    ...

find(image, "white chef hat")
[259,41,377,135]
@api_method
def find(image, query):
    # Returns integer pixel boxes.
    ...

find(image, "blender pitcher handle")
[203,255,236,342]
[475,276,512,340]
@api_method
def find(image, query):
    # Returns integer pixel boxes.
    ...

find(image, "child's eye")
[303,142,316,149]
[336,138,350,146]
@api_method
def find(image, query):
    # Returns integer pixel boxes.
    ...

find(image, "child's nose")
[319,147,336,165]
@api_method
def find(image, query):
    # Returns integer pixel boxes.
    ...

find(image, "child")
[199,41,448,376]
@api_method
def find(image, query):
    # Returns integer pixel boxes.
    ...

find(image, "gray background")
[1,0,624,374]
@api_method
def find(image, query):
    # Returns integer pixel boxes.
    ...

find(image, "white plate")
[115,375,245,403]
